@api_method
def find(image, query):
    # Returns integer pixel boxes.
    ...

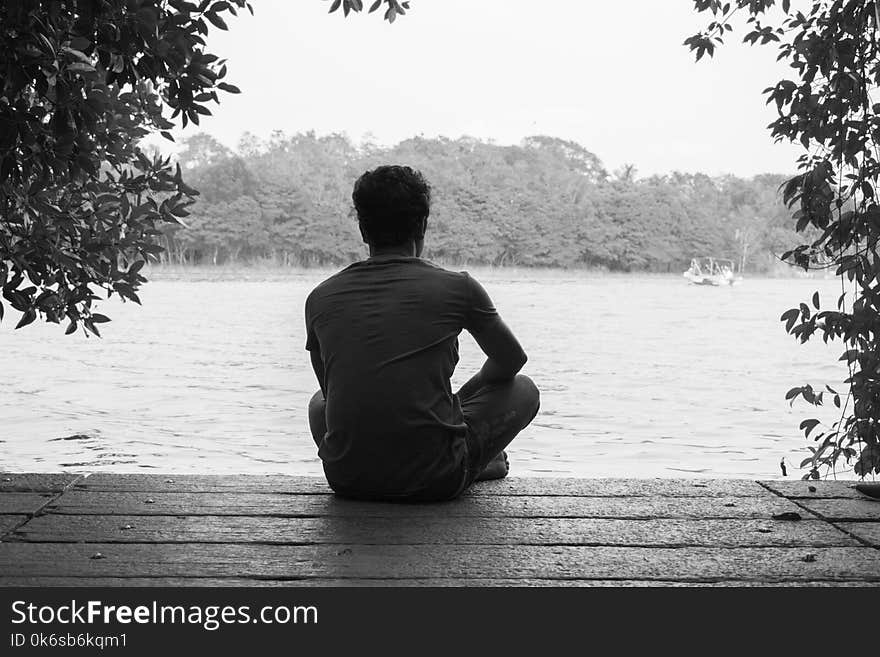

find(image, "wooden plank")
[9,515,857,547]
[795,499,880,521]
[0,473,80,493]
[837,522,880,547]
[0,543,877,581]
[0,577,299,587]
[0,492,57,514]
[76,474,332,495]
[46,491,803,519]
[74,474,768,498]
[470,478,770,498]
[760,480,863,499]
[0,576,873,587]
[0,515,27,536]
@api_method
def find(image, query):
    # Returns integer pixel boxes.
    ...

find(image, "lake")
[0,267,853,479]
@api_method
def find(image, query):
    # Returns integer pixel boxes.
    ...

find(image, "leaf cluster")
[0,0,250,335]
[325,0,410,23]
[688,0,880,478]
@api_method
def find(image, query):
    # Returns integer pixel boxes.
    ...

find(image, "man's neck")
[368,243,419,258]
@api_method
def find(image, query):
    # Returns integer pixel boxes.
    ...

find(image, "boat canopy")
[688,257,735,275]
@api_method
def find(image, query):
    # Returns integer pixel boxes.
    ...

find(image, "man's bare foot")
[476,451,509,481]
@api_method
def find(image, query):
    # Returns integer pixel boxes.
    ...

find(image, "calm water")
[0,268,852,478]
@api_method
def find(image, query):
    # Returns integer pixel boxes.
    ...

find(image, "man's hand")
[458,317,527,398]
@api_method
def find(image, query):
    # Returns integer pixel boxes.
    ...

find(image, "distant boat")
[683,257,742,286]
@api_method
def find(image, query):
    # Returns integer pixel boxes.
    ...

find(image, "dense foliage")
[157,131,799,272]
[0,0,250,335]
[688,0,880,478]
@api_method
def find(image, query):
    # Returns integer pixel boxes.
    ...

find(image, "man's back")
[305,255,498,497]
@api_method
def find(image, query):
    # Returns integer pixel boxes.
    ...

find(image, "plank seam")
[70,490,768,499]
[0,474,87,543]
[4,539,858,548]
[756,480,879,551]
[37,511,800,520]
[0,574,877,584]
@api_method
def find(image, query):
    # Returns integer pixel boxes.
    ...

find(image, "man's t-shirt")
[304,255,499,498]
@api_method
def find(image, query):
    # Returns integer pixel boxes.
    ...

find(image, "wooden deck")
[1,473,879,586]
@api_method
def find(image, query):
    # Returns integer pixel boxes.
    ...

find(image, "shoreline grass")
[144,261,829,282]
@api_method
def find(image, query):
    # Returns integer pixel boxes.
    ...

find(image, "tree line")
[156,131,802,273]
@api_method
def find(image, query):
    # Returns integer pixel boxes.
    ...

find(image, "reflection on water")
[0,269,851,479]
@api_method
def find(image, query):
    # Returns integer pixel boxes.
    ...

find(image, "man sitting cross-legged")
[305,165,540,502]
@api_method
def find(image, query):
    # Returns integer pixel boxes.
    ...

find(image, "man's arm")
[309,348,326,397]
[458,317,527,398]
[305,293,326,396]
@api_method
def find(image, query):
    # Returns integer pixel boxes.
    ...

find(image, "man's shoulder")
[429,262,486,289]
[413,260,486,298]
[305,264,360,309]
[419,258,470,278]
[310,266,350,291]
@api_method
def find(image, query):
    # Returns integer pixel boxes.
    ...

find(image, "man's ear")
[418,216,427,239]
[358,223,369,244]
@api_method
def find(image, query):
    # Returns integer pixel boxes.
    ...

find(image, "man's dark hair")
[352,165,431,247]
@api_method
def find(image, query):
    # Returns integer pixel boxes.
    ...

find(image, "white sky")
[170,0,805,177]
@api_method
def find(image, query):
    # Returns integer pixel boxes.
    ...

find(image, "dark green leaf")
[205,11,228,30]
[15,309,36,330]
[799,418,820,438]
